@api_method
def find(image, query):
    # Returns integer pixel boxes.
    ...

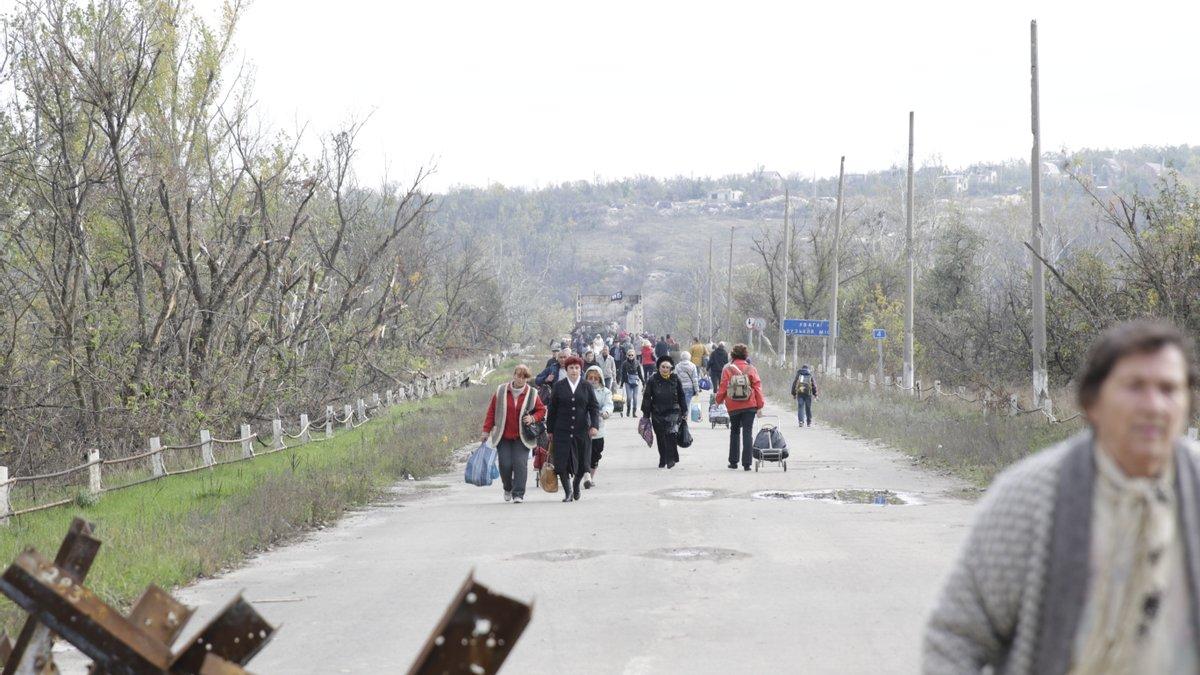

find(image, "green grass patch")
[760,366,1083,486]
[0,363,512,633]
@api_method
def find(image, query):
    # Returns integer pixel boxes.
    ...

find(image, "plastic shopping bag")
[690,401,701,423]
[638,416,654,447]
[464,441,498,486]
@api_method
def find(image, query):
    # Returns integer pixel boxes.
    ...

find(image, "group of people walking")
[479,333,792,502]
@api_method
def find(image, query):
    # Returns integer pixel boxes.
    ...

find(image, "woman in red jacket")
[481,364,547,503]
[640,339,656,381]
[714,343,766,470]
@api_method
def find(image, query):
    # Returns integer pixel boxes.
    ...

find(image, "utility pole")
[1030,20,1051,413]
[904,112,915,391]
[829,156,845,373]
[726,225,734,342]
[780,181,790,365]
[707,236,714,341]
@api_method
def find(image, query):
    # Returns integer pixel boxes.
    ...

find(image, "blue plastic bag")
[465,441,498,486]
[690,401,701,423]
[490,458,500,480]
[699,376,712,391]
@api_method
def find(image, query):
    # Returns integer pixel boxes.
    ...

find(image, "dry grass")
[0,364,510,633]
[759,366,1084,486]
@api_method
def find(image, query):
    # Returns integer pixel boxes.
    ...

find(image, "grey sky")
[155,1,1200,190]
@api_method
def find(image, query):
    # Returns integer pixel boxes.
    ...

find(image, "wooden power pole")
[904,112,915,391]
[1030,20,1051,412]
[707,236,714,341]
[726,225,734,341]
[829,156,845,372]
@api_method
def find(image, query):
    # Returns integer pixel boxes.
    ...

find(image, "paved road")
[64,397,976,673]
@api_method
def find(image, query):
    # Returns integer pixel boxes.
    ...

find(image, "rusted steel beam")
[0,549,172,674]
[169,595,273,673]
[407,574,532,675]
[196,654,250,675]
[90,587,194,675]
[4,517,101,675]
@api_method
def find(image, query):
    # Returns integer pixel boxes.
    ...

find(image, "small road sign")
[783,319,831,337]
[745,318,767,331]
[873,329,887,340]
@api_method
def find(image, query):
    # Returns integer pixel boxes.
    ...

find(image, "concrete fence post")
[1008,395,1019,416]
[200,429,214,467]
[87,449,102,495]
[150,437,166,477]
[240,424,254,459]
[372,393,382,410]
[325,406,334,438]
[957,386,966,399]
[343,404,353,430]
[869,374,876,390]
[356,398,367,423]
[915,380,922,398]
[299,414,312,443]
[386,390,394,407]
[858,372,865,382]
[272,419,285,450]
[0,466,9,525]
[884,376,892,388]
[934,380,942,396]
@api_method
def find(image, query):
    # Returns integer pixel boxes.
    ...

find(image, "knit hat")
[656,355,674,368]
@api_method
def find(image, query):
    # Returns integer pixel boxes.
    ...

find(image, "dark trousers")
[729,409,756,467]
[651,418,679,466]
[642,364,655,381]
[496,439,529,498]
[590,437,605,470]
[796,395,813,425]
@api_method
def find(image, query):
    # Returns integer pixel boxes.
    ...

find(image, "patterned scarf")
[1070,447,1177,673]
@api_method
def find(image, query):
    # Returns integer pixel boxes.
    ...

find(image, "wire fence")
[812,363,1197,439]
[0,350,517,520]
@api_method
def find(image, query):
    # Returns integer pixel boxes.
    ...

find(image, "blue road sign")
[873,329,887,340]
[784,319,831,336]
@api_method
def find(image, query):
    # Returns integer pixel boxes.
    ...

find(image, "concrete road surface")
[62,398,977,673]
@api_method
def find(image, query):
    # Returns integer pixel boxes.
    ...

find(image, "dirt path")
[61,398,976,673]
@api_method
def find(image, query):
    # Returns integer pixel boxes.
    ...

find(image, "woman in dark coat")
[641,355,687,469]
[545,355,601,502]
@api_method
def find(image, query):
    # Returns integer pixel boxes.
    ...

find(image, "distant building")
[706,187,744,203]
[936,174,969,193]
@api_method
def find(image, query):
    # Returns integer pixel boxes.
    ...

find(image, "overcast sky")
[197,1,1200,190]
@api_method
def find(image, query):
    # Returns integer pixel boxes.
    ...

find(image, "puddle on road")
[642,547,749,562]
[654,488,730,501]
[752,489,916,505]
[515,549,605,562]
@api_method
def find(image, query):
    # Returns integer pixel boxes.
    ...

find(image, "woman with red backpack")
[714,343,765,471]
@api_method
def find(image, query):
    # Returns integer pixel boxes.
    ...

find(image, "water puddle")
[515,549,605,562]
[654,488,729,501]
[751,489,916,505]
[642,547,749,562]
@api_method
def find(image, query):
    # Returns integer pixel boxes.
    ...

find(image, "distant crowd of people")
[482,326,818,501]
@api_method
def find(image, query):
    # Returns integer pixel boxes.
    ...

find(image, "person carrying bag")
[481,364,546,503]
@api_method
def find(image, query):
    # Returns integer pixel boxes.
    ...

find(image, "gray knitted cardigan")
[923,431,1200,674]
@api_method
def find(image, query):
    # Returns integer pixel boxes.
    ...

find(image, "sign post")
[873,329,887,385]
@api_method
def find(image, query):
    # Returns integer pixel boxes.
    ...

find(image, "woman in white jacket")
[583,365,614,489]
[676,351,701,417]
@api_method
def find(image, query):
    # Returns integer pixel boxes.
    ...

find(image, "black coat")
[707,346,729,381]
[641,373,685,421]
[546,377,601,440]
[617,358,645,386]
[654,339,670,359]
